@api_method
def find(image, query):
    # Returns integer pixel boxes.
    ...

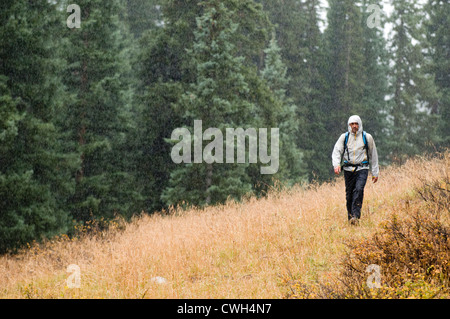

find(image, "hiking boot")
[349,217,359,226]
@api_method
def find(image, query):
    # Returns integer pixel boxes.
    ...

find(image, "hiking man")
[332,115,379,225]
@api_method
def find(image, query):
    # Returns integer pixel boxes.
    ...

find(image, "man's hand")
[334,166,341,175]
[372,176,378,183]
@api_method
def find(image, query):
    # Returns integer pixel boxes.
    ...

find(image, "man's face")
[350,122,359,134]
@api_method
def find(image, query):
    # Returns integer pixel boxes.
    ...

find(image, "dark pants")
[344,169,369,220]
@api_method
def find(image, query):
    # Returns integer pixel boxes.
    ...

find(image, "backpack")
[343,131,369,167]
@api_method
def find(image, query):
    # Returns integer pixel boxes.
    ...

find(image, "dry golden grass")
[0,152,448,299]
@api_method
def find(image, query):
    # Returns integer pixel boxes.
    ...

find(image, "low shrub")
[289,177,450,299]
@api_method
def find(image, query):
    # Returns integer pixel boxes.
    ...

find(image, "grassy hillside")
[0,152,448,299]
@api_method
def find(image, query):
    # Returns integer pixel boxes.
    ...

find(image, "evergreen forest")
[0,0,448,253]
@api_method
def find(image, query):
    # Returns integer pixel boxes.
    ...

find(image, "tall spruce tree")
[258,0,329,181]
[387,0,440,163]
[0,0,77,252]
[325,0,366,133]
[358,0,390,164]
[60,0,142,221]
[137,0,275,209]
[295,0,330,181]
[161,2,256,207]
[425,0,450,150]
[261,35,307,186]
[132,0,202,213]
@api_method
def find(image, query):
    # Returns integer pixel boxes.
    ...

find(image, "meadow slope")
[0,152,448,298]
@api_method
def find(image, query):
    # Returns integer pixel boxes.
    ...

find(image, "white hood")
[348,115,363,135]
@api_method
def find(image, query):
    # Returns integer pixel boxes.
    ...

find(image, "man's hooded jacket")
[332,115,379,177]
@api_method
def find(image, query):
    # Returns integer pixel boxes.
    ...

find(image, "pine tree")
[132,0,201,213]
[134,79,184,213]
[325,0,366,132]
[135,0,274,209]
[261,34,307,186]
[258,0,330,181]
[295,0,330,182]
[0,0,76,252]
[425,0,450,150]
[60,0,142,221]
[387,0,440,163]
[357,0,390,164]
[161,2,256,207]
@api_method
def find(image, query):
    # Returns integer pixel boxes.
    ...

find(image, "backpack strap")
[342,132,350,166]
[344,132,350,161]
[362,131,369,164]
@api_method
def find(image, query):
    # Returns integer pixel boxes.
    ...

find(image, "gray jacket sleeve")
[332,133,346,169]
[367,133,379,177]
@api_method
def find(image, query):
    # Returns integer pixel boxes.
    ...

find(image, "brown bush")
[290,177,450,299]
